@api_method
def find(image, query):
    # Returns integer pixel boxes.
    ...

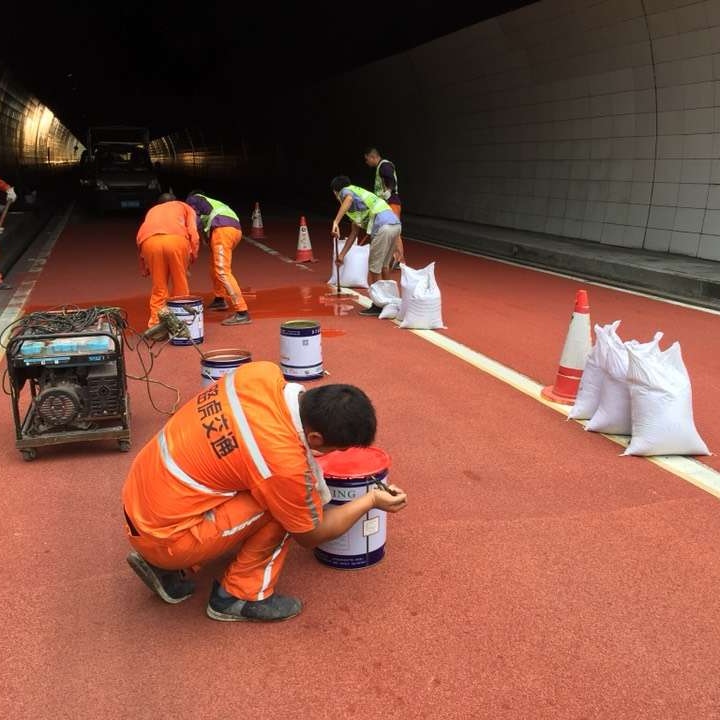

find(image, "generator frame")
[6,314,131,461]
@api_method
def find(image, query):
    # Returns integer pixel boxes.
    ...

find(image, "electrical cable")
[2,305,182,416]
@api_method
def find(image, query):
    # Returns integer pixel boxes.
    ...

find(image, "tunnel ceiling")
[5,0,536,140]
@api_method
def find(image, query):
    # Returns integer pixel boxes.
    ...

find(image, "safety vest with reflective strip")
[126,362,315,539]
[374,159,398,201]
[195,194,239,234]
[344,185,392,235]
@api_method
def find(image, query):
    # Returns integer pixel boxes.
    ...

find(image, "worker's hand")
[335,255,345,267]
[371,485,407,513]
[6,187,16,204]
[356,234,370,246]
[331,221,340,238]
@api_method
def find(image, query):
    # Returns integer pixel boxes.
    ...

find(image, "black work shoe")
[126,551,195,604]
[207,297,229,311]
[358,304,382,316]
[221,311,252,326]
[206,580,302,622]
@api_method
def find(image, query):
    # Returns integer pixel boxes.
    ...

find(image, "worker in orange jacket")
[0,178,17,289]
[185,190,250,326]
[136,192,199,327]
[122,361,408,622]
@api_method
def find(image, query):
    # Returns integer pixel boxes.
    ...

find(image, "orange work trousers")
[141,233,190,327]
[389,203,404,263]
[210,226,247,312]
[126,492,290,601]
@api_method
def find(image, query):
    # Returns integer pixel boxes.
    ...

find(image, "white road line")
[245,238,314,272]
[335,284,720,500]
[0,204,73,363]
[405,235,720,316]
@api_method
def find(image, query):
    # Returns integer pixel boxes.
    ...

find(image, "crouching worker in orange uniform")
[136,192,199,327]
[122,361,408,622]
[186,190,250,326]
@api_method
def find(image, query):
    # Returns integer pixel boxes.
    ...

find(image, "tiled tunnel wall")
[285,0,720,261]
[0,63,82,185]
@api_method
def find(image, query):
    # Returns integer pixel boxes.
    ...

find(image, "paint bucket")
[200,348,252,387]
[280,320,323,380]
[314,447,391,569]
[167,295,204,346]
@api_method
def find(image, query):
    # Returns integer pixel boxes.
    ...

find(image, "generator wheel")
[21,448,37,462]
[118,440,131,452]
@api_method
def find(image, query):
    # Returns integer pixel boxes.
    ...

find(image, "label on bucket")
[280,321,323,380]
[314,481,387,569]
[168,297,204,346]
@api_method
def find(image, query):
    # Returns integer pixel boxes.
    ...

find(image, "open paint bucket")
[167,295,204,346]
[280,319,323,380]
[314,447,391,569]
[200,349,252,387]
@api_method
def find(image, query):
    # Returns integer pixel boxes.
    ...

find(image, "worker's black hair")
[300,384,377,447]
[157,192,176,203]
[330,175,352,193]
[363,146,380,156]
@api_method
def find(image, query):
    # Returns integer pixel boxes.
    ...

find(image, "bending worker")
[330,175,402,316]
[364,147,404,266]
[186,190,250,326]
[123,360,407,622]
[136,192,199,328]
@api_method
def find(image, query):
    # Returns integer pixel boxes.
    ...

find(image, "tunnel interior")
[3,0,720,260]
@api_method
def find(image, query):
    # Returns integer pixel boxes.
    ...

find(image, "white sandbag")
[568,320,621,420]
[624,342,709,456]
[328,238,369,289]
[397,262,445,330]
[587,330,663,435]
[379,302,400,320]
[369,280,400,307]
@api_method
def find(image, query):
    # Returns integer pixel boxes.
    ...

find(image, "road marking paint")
[335,284,720,499]
[245,238,314,272]
[0,204,73,363]
[405,235,720,316]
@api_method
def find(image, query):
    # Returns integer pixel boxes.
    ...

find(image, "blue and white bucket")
[314,447,391,570]
[167,295,204,346]
[200,349,252,388]
[280,319,323,380]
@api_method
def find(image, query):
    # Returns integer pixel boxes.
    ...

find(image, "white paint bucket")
[200,349,252,387]
[314,448,390,569]
[167,295,204,346]
[280,320,323,380]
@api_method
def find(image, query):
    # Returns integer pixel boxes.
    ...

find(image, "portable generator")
[6,307,131,461]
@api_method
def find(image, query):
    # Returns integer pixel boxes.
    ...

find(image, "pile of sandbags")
[368,262,446,329]
[328,238,369,289]
[569,321,708,456]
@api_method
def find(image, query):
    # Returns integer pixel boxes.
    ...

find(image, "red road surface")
[2,211,720,719]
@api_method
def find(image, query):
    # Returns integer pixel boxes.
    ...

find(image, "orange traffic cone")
[295,216,317,263]
[541,289,592,405]
[251,201,265,239]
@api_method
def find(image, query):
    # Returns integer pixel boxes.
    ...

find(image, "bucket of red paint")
[314,447,391,570]
[200,348,252,387]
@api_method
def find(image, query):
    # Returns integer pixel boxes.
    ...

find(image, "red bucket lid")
[318,447,391,478]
